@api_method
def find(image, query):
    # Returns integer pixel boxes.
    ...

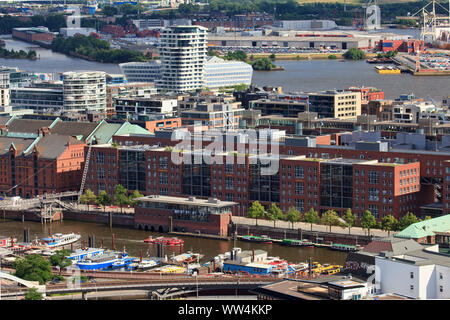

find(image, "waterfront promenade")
[232,216,394,238]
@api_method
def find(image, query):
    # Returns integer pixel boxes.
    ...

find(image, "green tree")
[343,48,366,60]
[45,14,67,32]
[321,209,340,233]
[381,214,398,236]
[285,207,301,229]
[102,5,118,16]
[80,189,97,211]
[247,201,265,226]
[24,288,44,300]
[128,190,144,207]
[96,190,112,211]
[266,203,284,227]
[398,212,420,230]
[251,57,276,70]
[13,255,52,285]
[342,208,357,235]
[269,53,276,60]
[361,210,377,236]
[49,249,72,275]
[303,208,320,231]
[114,184,130,213]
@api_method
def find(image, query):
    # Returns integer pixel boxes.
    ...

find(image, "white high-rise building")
[0,70,10,108]
[158,25,207,93]
[62,71,107,113]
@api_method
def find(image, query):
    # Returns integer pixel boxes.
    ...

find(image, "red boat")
[143,236,184,246]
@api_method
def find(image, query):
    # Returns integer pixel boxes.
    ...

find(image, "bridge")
[0,191,81,221]
[0,271,46,297]
[0,276,278,300]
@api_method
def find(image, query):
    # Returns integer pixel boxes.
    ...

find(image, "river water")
[0,219,347,265]
[1,32,448,101]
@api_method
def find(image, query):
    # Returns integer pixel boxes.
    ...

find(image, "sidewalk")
[232,216,396,238]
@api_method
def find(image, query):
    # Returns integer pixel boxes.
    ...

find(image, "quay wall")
[231,223,373,246]
[63,210,134,227]
[0,210,62,222]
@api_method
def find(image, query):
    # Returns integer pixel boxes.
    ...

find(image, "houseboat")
[240,235,273,244]
[67,248,105,262]
[76,251,128,271]
[281,238,315,247]
[330,243,362,252]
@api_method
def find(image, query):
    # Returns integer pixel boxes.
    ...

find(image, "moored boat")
[76,251,128,271]
[0,236,17,248]
[40,233,81,248]
[330,243,362,252]
[281,238,315,247]
[240,235,273,244]
[143,236,184,246]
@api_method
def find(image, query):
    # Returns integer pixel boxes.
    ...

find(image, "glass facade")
[249,161,280,202]
[118,150,146,192]
[320,163,353,209]
[182,156,211,197]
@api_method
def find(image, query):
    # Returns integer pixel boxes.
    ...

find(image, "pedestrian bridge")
[0,271,46,293]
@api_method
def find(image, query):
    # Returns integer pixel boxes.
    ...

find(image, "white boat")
[0,236,17,248]
[137,259,159,271]
[40,233,81,248]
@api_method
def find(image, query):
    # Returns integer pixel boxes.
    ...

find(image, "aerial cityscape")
[0,0,449,305]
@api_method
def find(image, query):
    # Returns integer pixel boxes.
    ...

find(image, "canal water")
[0,219,348,265]
[1,34,448,101]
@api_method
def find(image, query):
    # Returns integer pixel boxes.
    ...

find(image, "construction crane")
[411,0,450,42]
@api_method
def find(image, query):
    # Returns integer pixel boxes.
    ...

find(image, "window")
[159,172,168,184]
[225,177,234,190]
[295,166,304,179]
[440,273,443,280]
[440,286,443,293]
[96,152,105,164]
[410,272,414,279]
[369,171,379,184]
[295,199,304,212]
[159,156,168,169]
[410,285,414,290]
[295,182,304,195]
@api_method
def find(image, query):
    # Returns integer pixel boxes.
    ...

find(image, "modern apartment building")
[250,97,308,117]
[106,82,157,117]
[10,82,64,112]
[0,70,10,108]
[62,71,107,113]
[114,96,178,119]
[119,61,162,83]
[180,100,244,130]
[203,56,253,89]
[158,25,207,93]
[308,90,361,120]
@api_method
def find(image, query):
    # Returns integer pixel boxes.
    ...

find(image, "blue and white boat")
[111,256,135,269]
[76,251,128,271]
[40,233,81,248]
[67,248,105,262]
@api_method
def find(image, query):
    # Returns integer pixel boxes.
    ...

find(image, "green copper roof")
[395,215,450,239]
[112,122,152,142]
